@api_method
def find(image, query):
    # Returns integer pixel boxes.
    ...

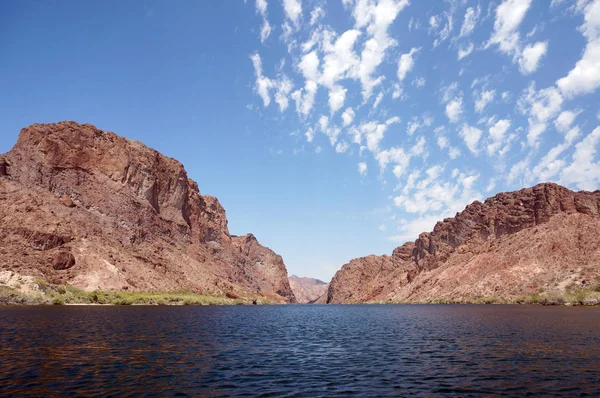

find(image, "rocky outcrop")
[288,275,329,303]
[0,122,296,302]
[327,183,600,303]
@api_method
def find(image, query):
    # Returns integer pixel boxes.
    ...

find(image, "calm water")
[0,305,599,397]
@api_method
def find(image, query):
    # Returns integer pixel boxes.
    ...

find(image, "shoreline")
[0,284,275,306]
[2,282,599,307]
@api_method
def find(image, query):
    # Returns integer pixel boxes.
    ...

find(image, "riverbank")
[0,283,273,306]
[361,288,600,306]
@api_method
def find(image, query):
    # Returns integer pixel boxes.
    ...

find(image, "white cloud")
[358,161,368,176]
[445,97,463,123]
[358,116,401,153]
[283,0,303,28]
[487,0,532,55]
[349,0,411,99]
[388,213,443,243]
[431,11,454,47]
[341,107,355,126]
[475,89,496,113]
[328,85,347,114]
[530,126,581,182]
[458,42,475,60]
[448,147,461,159]
[518,82,564,147]
[305,127,315,142]
[487,119,511,155]
[291,51,320,116]
[554,110,579,133]
[410,136,427,157]
[336,141,350,153]
[373,92,384,109]
[556,0,600,98]
[251,53,272,106]
[489,118,510,142]
[406,118,420,136]
[320,29,361,87]
[507,158,530,184]
[460,123,483,154]
[319,115,329,131]
[397,47,420,81]
[413,77,426,87]
[376,145,409,171]
[256,0,272,42]
[518,41,548,74]
[460,6,481,37]
[393,167,481,218]
[310,6,325,25]
[560,126,600,190]
[273,76,294,111]
[429,15,440,30]
[437,135,449,148]
[442,81,459,103]
[392,83,404,99]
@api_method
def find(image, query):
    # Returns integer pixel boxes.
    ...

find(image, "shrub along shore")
[0,282,272,306]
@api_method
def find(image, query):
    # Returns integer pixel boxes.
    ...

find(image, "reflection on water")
[0,305,599,396]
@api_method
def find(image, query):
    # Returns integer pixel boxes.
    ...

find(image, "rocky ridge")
[327,183,600,303]
[288,275,329,303]
[0,122,296,302]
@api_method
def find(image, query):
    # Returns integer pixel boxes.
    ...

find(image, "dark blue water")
[0,305,599,397]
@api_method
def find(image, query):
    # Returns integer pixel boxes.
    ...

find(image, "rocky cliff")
[327,183,600,303]
[288,275,329,303]
[0,122,296,302]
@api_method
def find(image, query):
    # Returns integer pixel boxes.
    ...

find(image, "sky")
[1,0,599,282]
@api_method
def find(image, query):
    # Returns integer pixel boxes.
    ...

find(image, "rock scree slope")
[327,183,600,303]
[0,122,296,303]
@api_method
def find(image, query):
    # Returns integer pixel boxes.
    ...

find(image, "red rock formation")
[288,275,329,303]
[0,122,296,302]
[327,183,600,303]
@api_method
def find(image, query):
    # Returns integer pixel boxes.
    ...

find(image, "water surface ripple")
[1,305,599,396]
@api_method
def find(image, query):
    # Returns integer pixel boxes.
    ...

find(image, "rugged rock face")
[288,275,329,303]
[0,122,296,302]
[328,183,600,303]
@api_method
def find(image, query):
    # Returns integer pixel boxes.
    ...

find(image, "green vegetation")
[365,281,600,306]
[514,281,600,306]
[0,283,272,306]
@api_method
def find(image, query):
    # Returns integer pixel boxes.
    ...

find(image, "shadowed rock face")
[327,183,600,303]
[288,275,329,303]
[0,122,296,303]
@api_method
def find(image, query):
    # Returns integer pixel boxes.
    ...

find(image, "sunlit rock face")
[0,121,296,303]
[328,183,600,303]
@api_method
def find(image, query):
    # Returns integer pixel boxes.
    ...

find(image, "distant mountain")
[0,122,296,303]
[288,275,329,303]
[327,183,600,303]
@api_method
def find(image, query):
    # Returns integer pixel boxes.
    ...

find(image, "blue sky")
[1,0,599,282]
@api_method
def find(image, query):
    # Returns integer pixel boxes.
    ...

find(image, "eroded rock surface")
[327,183,600,303]
[0,122,296,302]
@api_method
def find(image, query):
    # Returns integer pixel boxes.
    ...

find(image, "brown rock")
[0,122,296,302]
[59,194,75,208]
[52,249,76,270]
[328,183,600,303]
[0,157,8,176]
